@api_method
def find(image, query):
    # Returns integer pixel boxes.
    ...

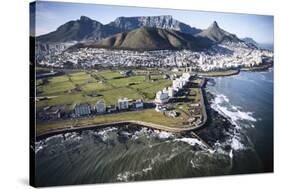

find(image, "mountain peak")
[209,21,219,29]
[196,20,242,43]
[80,16,92,22]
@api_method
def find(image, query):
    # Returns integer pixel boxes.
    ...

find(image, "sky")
[30,1,274,44]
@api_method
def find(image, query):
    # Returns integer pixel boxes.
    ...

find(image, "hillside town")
[37,41,273,72]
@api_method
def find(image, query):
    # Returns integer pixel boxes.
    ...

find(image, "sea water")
[35,70,273,187]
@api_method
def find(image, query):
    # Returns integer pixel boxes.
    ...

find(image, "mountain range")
[71,27,212,51]
[37,15,201,43]
[37,15,257,51]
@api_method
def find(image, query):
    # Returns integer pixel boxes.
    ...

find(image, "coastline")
[197,69,240,77]
[36,79,208,140]
[35,65,272,141]
[240,63,273,71]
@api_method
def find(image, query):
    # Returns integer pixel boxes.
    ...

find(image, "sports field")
[36,69,172,109]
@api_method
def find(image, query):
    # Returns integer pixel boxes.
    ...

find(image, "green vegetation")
[36,69,208,135]
[197,69,239,77]
[188,88,201,103]
[85,27,209,51]
[37,109,189,135]
[36,69,172,109]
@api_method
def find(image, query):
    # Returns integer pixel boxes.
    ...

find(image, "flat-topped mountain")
[71,27,211,51]
[108,15,201,34]
[37,15,201,43]
[196,21,242,44]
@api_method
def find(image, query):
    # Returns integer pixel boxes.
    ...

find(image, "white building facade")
[95,100,106,113]
[118,98,129,110]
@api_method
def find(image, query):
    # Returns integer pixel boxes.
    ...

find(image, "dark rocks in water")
[117,131,131,143]
[206,78,216,86]
[194,92,235,146]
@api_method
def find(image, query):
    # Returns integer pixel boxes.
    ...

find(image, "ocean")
[34,70,273,187]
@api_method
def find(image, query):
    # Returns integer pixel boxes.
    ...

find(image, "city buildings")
[38,43,273,72]
[74,103,91,116]
[118,98,129,110]
[134,99,144,109]
[155,90,169,104]
[155,71,190,104]
[96,100,106,113]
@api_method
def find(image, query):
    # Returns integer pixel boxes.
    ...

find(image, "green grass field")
[197,69,239,77]
[36,69,172,109]
[35,69,206,135]
[36,109,187,135]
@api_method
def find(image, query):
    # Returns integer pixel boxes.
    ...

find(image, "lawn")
[35,69,205,135]
[36,109,187,135]
[198,69,239,77]
[40,77,75,96]
[100,87,143,105]
[81,82,112,92]
[107,75,145,88]
[139,80,172,99]
[97,70,123,80]
[188,88,201,103]
[37,70,151,107]
[36,69,172,112]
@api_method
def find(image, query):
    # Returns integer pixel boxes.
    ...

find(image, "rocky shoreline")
[193,92,235,147]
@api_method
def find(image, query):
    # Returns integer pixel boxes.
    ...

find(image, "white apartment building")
[95,100,106,113]
[155,90,169,104]
[118,98,129,110]
[168,87,175,98]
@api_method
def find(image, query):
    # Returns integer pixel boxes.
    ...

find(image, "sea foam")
[211,93,257,127]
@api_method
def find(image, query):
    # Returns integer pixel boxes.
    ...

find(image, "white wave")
[142,166,152,173]
[131,128,149,140]
[131,135,139,140]
[211,93,257,127]
[97,127,118,135]
[216,106,256,122]
[207,149,216,154]
[64,132,72,138]
[230,137,246,151]
[214,94,229,104]
[35,141,45,154]
[190,160,196,168]
[35,145,43,154]
[157,131,174,139]
[120,131,131,136]
[116,171,131,182]
[116,165,153,182]
[93,127,118,141]
[44,134,63,143]
[64,132,82,141]
[229,149,233,159]
[174,137,206,148]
